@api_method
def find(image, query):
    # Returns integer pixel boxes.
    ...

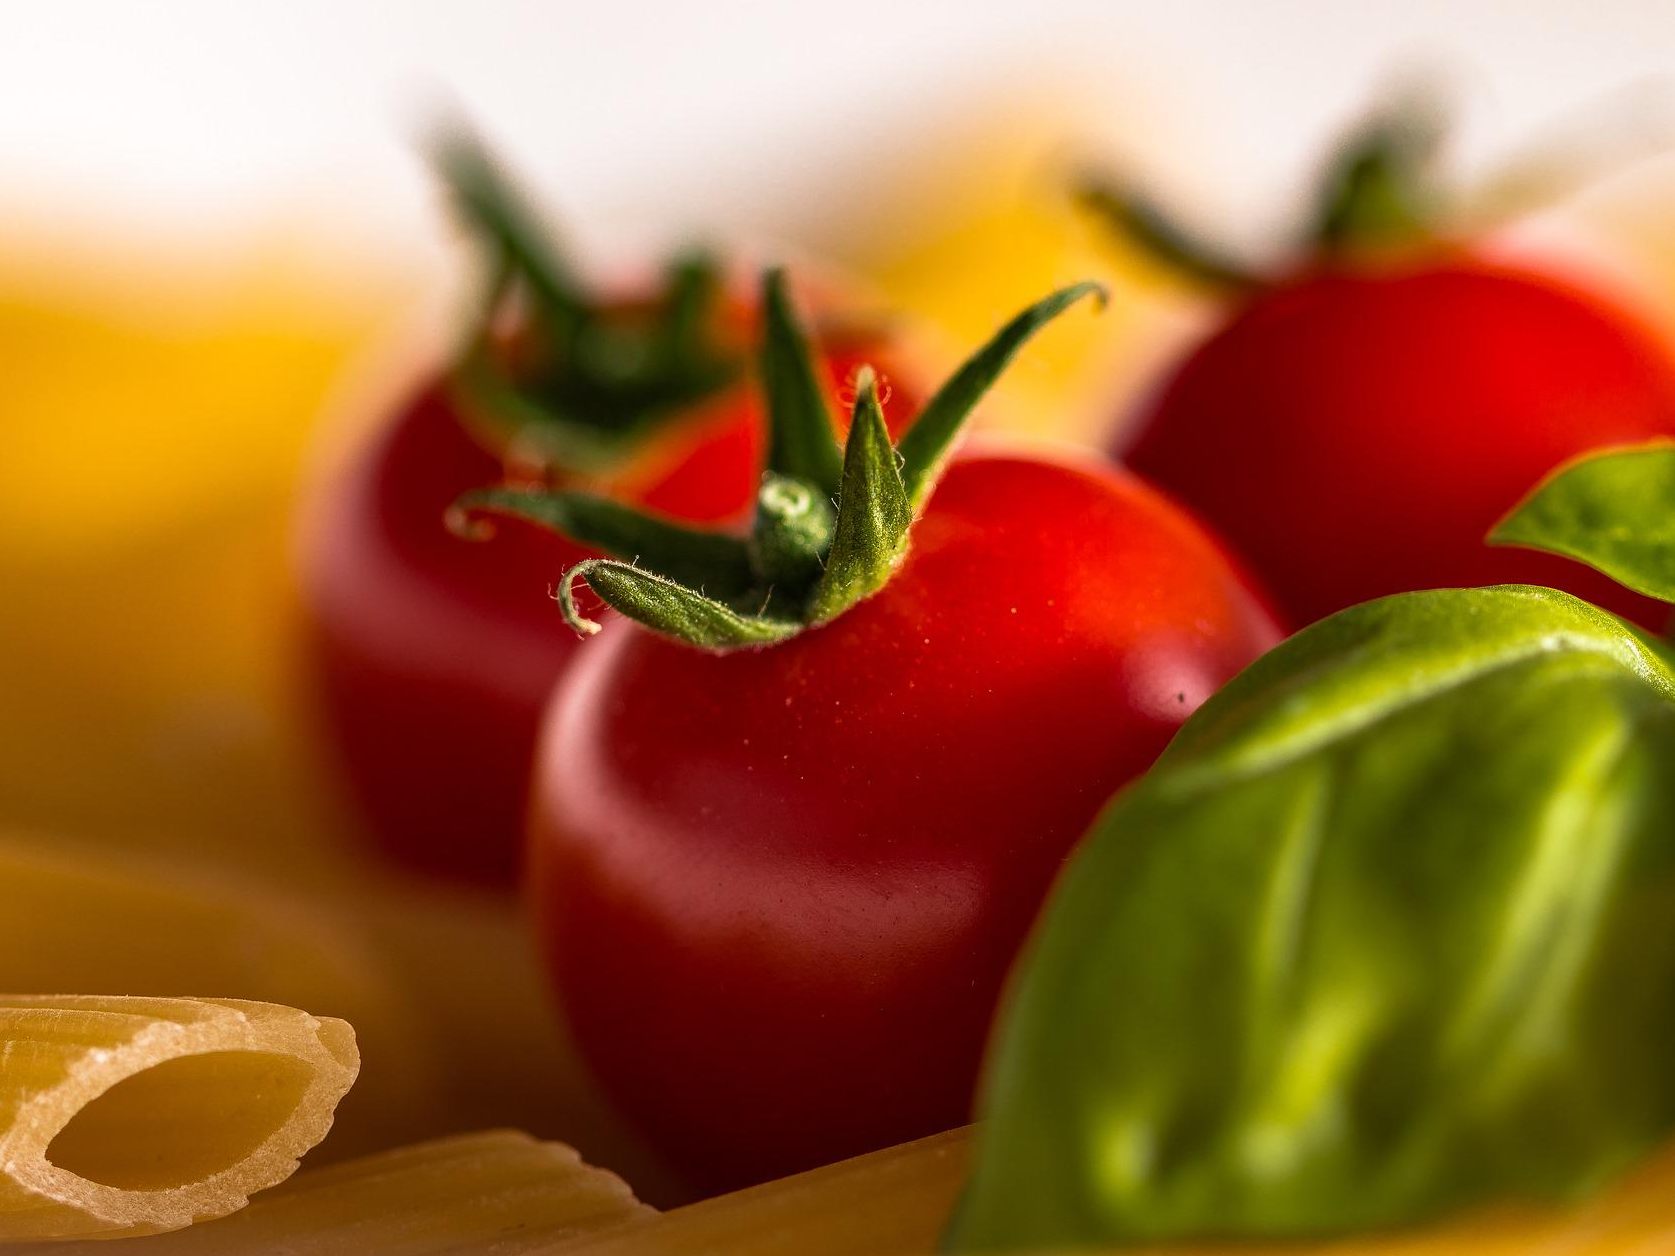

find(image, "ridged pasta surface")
[49,1129,650,1254]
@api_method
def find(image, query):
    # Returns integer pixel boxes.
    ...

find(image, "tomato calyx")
[1078,88,1460,289]
[1305,95,1446,259]
[431,123,743,474]
[451,271,1106,650]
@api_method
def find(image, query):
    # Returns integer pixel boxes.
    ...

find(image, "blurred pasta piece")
[0,508,360,885]
[53,1130,650,1255]
[1305,1136,1675,1254]
[0,996,356,1241]
[0,834,441,1157]
[553,1125,970,1256]
[0,214,421,886]
[1129,1136,1675,1255]
[0,212,415,564]
[0,831,668,1191]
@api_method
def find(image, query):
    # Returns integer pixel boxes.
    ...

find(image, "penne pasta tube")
[52,1130,652,1255]
[0,832,661,1185]
[549,1125,971,1256]
[0,996,357,1242]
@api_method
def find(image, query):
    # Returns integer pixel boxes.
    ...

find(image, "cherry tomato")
[1121,254,1675,628]
[527,448,1281,1190]
[300,321,907,885]
[1088,100,1675,629]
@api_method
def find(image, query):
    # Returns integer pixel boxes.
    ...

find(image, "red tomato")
[1121,254,1675,628]
[528,448,1281,1191]
[300,316,907,885]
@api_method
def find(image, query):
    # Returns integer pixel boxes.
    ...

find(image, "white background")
[2,0,1673,258]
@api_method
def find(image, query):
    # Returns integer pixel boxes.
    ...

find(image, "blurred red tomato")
[300,288,914,885]
[1122,253,1675,627]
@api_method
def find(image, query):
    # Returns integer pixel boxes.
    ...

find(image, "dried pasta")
[52,1130,651,1255]
[0,832,665,1185]
[0,996,357,1242]
[551,1125,971,1256]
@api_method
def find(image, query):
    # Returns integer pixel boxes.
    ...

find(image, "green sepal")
[449,348,640,475]
[1490,440,1675,604]
[759,268,845,498]
[663,252,729,375]
[450,486,756,597]
[428,119,587,332]
[560,559,801,647]
[808,369,913,624]
[1078,179,1261,292]
[950,584,1675,1250]
[430,124,741,464]
[510,245,740,444]
[1082,88,1455,286]
[896,283,1106,508]
[1308,97,1447,256]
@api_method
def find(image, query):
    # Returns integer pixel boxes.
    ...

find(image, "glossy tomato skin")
[1122,255,1675,628]
[529,450,1282,1191]
[301,328,904,886]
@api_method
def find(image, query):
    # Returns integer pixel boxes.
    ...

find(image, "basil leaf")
[952,584,1675,1251]
[1491,441,1675,605]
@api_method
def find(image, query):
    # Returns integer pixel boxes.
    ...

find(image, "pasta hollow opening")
[46,1051,316,1191]
[0,996,359,1240]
